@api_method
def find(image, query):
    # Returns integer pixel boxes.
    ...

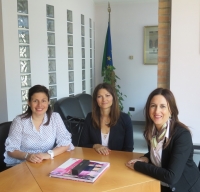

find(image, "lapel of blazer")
[94,127,102,144]
[108,126,115,147]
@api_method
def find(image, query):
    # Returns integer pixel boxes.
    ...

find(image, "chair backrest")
[54,97,85,119]
[0,121,12,172]
[54,94,92,120]
[193,145,200,171]
[75,93,92,118]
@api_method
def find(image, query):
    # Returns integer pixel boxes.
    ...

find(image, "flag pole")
[108,2,111,23]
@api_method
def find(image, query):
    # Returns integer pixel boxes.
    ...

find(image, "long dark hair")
[92,83,120,128]
[144,88,190,148]
[21,85,52,125]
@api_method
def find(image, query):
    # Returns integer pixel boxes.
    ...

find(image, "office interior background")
[0,0,199,157]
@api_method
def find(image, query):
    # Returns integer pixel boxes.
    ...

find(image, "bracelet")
[24,152,29,159]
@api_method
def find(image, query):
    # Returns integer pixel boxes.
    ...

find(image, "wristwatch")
[47,150,54,159]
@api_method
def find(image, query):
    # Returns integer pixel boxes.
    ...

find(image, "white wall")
[0,1,8,122]
[170,0,200,144]
[0,0,94,123]
[95,1,158,121]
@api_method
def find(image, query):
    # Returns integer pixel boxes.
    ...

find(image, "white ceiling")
[94,0,157,4]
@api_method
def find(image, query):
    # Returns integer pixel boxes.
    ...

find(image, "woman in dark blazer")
[79,83,133,155]
[126,88,200,192]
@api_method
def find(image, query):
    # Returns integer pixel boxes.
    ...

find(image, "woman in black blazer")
[126,88,200,192]
[79,83,133,155]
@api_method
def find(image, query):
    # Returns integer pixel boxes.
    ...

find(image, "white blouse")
[101,132,110,147]
[4,112,74,166]
[150,120,170,187]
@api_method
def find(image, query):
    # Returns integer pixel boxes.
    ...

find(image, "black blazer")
[79,112,134,152]
[134,125,200,192]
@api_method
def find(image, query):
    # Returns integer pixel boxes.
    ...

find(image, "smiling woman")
[4,85,74,167]
[149,95,171,131]
[28,92,49,130]
[79,83,134,155]
[126,88,200,192]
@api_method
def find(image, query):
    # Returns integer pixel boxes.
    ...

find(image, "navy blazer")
[134,125,200,192]
[79,112,134,152]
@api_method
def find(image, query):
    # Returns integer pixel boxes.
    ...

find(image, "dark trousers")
[161,185,171,192]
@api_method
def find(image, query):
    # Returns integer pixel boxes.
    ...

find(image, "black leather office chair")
[54,93,92,146]
[0,121,12,172]
[54,93,92,120]
[75,93,92,118]
[193,145,200,171]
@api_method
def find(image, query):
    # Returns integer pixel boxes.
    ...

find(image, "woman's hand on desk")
[93,144,111,155]
[126,157,149,170]
[27,153,50,163]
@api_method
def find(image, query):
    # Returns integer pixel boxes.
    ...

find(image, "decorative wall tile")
[90,79,92,87]
[68,35,73,46]
[81,37,85,47]
[47,32,55,45]
[81,14,84,25]
[90,18,93,93]
[49,86,57,97]
[68,59,73,70]
[82,59,85,69]
[48,46,56,58]
[82,70,85,80]
[46,5,54,18]
[17,0,28,14]
[22,104,28,113]
[20,60,31,73]
[47,5,57,108]
[18,30,29,44]
[68,47,73,58]
[21,74,31,87]
[67,10,74,95]
[67,23,73,34]
[82,48,85,58]
[47,19,55,31]
[18,15,29,29]
[82,81,85,90]
[18,0,31,113]
[89,18,92,28]
[81,26,85,36]
[69,83,74,94]
[67,10,72,22]
[19,45,30,58]
[69,71,74,82]
[21,89,29,101]
[49,73,56,85]
[50,98,57,109]
[48,60,56,71]
[90,29,92,38]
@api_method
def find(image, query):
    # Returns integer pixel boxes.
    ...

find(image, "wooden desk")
[0,162,42,192]
[26,147,160,192]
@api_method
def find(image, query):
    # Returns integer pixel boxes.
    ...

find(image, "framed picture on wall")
[143,26,158,64]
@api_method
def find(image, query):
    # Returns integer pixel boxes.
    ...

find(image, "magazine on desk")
[49,158,110,183]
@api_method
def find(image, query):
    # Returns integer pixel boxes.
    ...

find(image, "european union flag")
[101,22,113,76]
